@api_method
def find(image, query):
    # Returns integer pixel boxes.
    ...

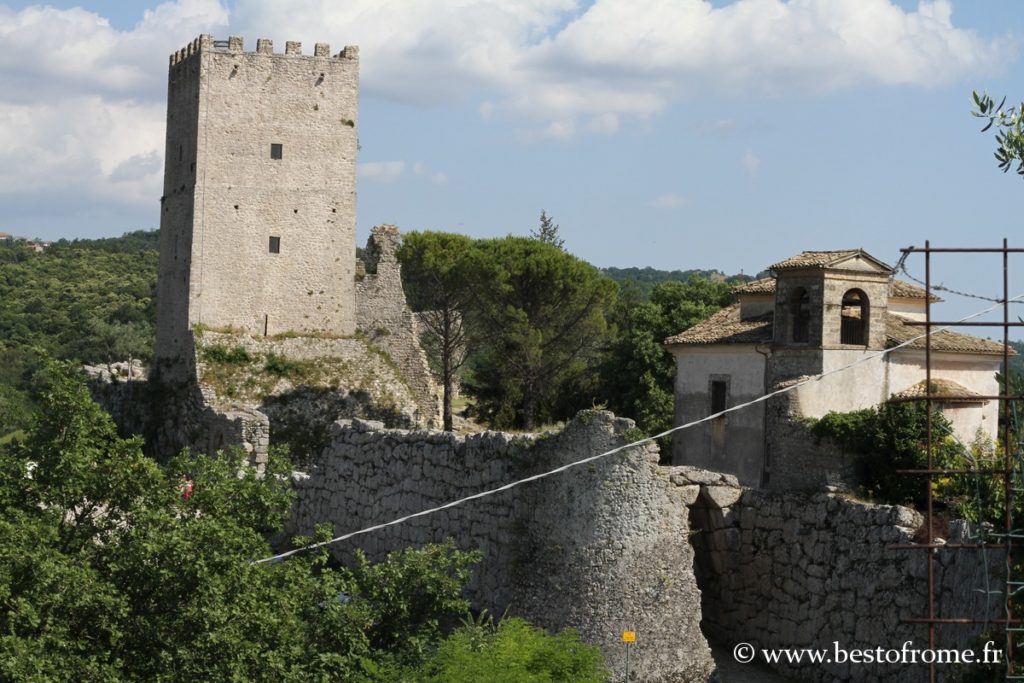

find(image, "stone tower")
[154,35,359,380]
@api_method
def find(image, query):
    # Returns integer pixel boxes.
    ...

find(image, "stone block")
[705,485,743,507]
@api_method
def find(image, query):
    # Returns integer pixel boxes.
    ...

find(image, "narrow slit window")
[269,236,281,254]
[710,380,727,415]
[270,143,283,160]
[790,287,810,343]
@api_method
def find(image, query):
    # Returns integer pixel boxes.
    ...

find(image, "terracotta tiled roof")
[665,307,1010,356]
[768,248,895,273]
[890,379,986,403]
[886,313,1010,356]
[890,279,940,301]
[731,277,934,301]
[732,277,775,295]
[664,304,773,346]
[769,249,862,270]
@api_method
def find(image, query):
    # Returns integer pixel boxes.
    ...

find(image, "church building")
[665,249,1006,487]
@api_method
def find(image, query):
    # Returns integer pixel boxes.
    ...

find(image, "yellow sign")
[622,631,636,643]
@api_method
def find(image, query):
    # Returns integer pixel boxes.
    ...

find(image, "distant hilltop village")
[0,231,51,252]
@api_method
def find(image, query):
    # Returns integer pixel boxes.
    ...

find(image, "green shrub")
[264,352,309,378]
[811,401,960,508]
[201,344,252,364]
[409,614,608,682]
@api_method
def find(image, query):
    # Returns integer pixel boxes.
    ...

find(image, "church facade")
[665,249,1005,488]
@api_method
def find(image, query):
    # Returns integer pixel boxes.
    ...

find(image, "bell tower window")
[840,289,869,345]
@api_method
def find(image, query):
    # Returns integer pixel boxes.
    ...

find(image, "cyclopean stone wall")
[679,470,1003,683]
[286,411,716,683]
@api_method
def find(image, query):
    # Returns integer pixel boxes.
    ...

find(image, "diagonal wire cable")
[252,279,1024,566]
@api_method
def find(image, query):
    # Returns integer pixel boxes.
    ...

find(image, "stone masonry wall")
[676,468,1004,683]
[765,386,857,492]
[356,224,442,428]
[86,369,270,465]
[287,411,715,683]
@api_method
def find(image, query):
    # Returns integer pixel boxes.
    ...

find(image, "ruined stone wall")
[86,370,270,465]
[355,225,442,428]
[287,411,715,683]
[675,468,1003,683]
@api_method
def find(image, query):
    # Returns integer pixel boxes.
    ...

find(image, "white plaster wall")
[738,295,773,319]
[792,348,889,417]
[672,345,766,485]
[791,348,999,444]
[887,300,927,321]
[888,350,1001,443]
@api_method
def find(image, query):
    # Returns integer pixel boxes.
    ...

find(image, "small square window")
[270,143,283,160]
[269,236,281,254]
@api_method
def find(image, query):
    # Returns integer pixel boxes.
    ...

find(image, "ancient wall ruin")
[287,411,716,683]
[682,472,1002,683]
[355,225,442,428]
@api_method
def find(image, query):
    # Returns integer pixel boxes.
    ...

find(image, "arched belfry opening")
[789,287,810,343]
[840,288,869,345]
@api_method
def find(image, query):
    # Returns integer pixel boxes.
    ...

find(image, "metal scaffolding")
[894,240,1024,682]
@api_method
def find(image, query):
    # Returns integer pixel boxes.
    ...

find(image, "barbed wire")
[895,248,1024,306]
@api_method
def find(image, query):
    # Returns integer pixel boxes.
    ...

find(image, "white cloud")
[650,193,688,209]
[741,150,761,177]
[0,0,1011,208]
[0,1,227,209]
[358,160,406,182]
[430,172,449,185]
[225,0,1010,138]
[585,113,619,135]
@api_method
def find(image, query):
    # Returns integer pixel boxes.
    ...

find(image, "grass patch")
[201,344,252,364]
[0,430,25,445]
[264,352,312,379]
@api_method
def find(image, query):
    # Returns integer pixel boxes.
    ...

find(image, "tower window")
[840,289,869,345]
[270,143,283,159]
[269,236,281,254]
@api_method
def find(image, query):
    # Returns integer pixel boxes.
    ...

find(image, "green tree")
[530,210,565,250]
[811,401,961,508]
[0,359,485,681]
[600,277,733,439]
[398,232,478,431]
[466,237,616,430]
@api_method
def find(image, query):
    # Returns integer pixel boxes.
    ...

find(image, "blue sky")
[3,0,1024,328]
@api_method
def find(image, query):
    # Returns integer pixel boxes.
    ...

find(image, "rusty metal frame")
[893,240,1024,682]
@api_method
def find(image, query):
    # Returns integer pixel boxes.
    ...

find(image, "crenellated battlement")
[169,34,358,66]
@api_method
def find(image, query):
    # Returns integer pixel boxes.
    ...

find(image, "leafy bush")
[408,614,608,682]
[811,401,961,507]
[0,359,487,681]
[264,352,309,378]
[201,343,253,364]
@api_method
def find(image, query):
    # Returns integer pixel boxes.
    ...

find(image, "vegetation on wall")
[0,359,607,681]
[808,401,998,517]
